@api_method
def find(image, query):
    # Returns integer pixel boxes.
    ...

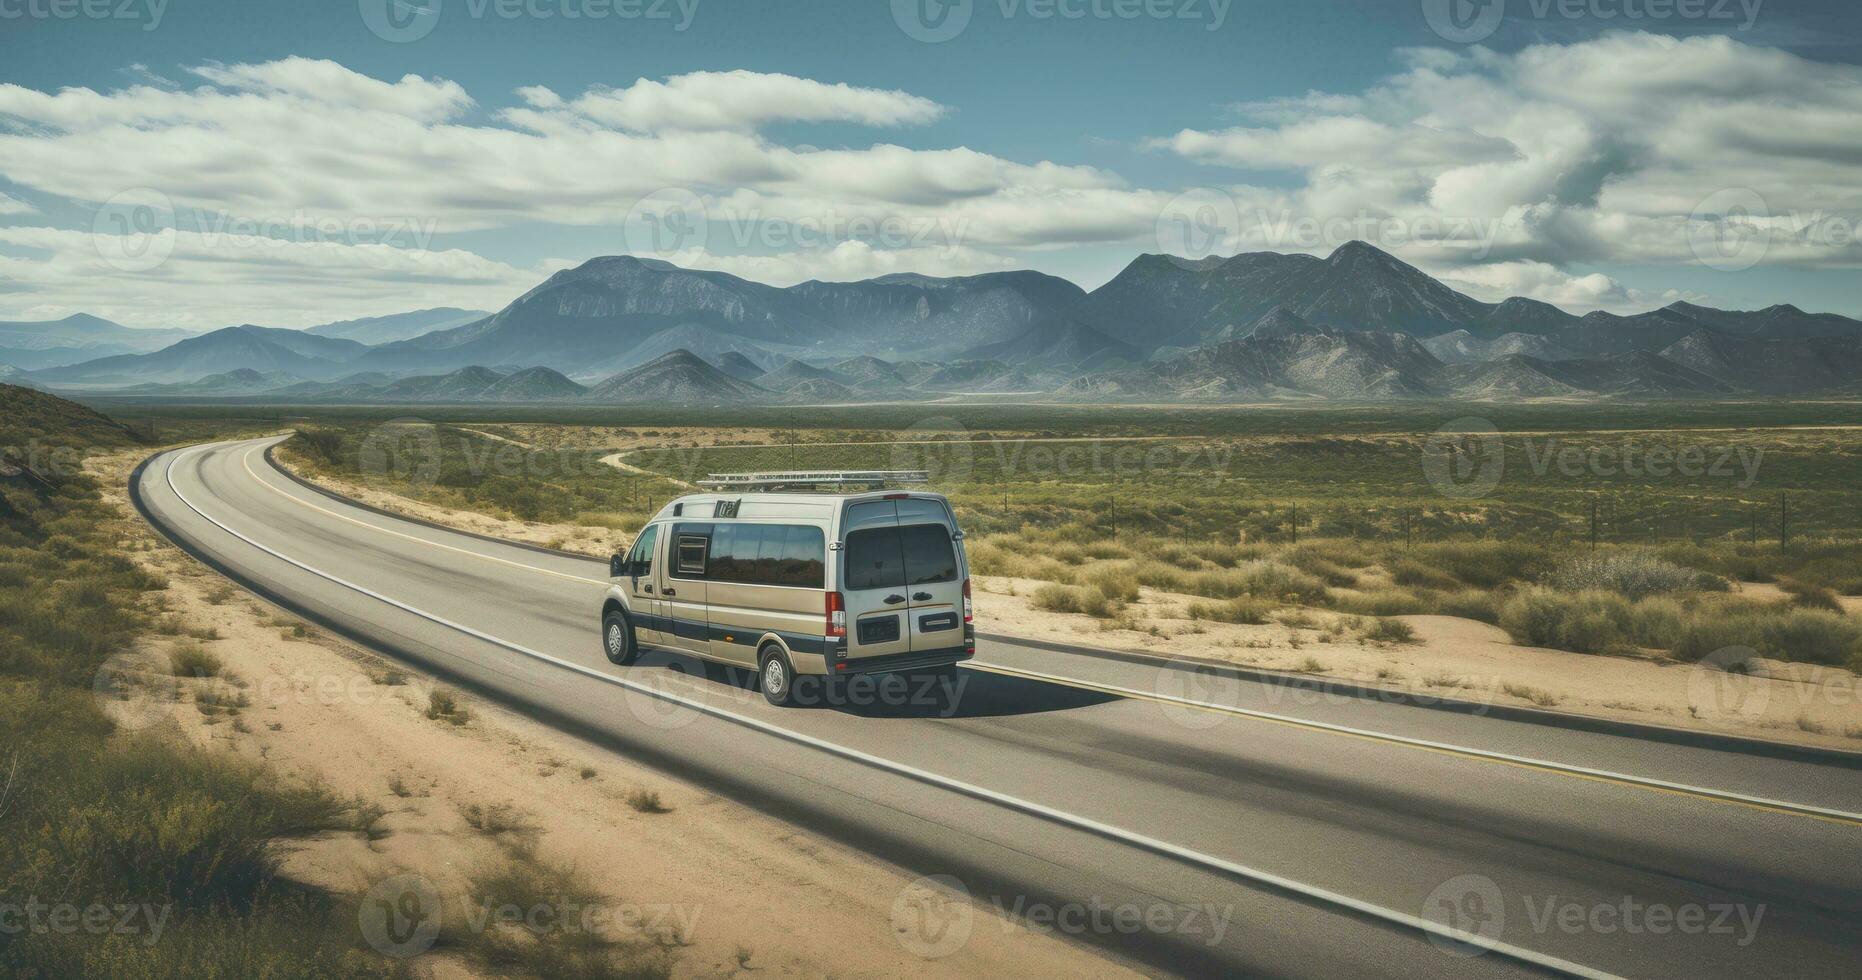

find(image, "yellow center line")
[965,662,1862,828]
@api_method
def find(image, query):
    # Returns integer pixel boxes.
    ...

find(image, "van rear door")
[897,522,964,654]
[841,518,911,663]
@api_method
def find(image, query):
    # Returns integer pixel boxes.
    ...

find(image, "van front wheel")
[602,609,638,666]
[759,646,797,707]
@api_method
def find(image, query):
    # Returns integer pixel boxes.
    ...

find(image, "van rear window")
[845,524,957,590]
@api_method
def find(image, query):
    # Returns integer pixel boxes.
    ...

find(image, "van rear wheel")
[759,646,797,707]
[602,609,638,666]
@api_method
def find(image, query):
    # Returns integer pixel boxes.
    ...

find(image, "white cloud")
[563,71,946,133]
[0,192,34,215]
[0,225,555,331]
[1164,32,1862,277]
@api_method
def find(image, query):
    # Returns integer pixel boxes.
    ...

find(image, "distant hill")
[34,326,368,387]
[584,350,772,404]
[0,313,195,370]
[303,308,490,345]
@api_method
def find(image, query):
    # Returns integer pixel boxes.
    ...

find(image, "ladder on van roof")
[697,470,930,492]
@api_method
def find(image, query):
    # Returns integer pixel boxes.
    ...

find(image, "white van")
[599,485,974,706]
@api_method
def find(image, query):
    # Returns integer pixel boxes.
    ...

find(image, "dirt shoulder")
[973,576,1862,752]
[99,448,1136,979]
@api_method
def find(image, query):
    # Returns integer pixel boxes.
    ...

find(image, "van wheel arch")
[758,642,798,707]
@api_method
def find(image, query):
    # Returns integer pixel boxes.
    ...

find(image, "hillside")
[583,349,773,404]
[0,383,138,450]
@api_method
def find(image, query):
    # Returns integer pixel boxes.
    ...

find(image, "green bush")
[1031,584,1120,618]
[1544,551,1726,600]
[1078,563,1142,602]
[1361,618,1417,644]
[1500,587,1640,655]
[1779,578,1844,612]
[1429,588,1503,624]
[1185,597,1274,624]
[1674,608,1862,666]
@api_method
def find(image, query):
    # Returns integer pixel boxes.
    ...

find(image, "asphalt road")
[134,437,1862,979]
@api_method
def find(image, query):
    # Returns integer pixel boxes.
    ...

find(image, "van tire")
[759,645,797,707]
[602,608,638,666]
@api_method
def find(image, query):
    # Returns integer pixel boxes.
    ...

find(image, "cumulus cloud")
[1164,32,1862,275]
[560,70,946,133]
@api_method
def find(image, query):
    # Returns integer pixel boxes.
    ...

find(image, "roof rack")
[697,470,930,492]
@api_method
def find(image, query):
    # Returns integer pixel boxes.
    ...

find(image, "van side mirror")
[609,553,627,578]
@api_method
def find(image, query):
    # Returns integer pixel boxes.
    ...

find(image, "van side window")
[705,524,825,588]
[627,525,659,576]
[900,524,958,585]
[675,533,708,577]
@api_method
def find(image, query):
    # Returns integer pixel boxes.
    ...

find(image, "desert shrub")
[1499,587,1639,655]
[1387,557,1460,591]
[1780,578,1845,612]
[1329,589,1428,617]
[1673,608,1862,667]
[1078,563,1142,602]
[1285,547,1358,587]
[1430,588,1503,624]
[169,641,224,678]
[1415,541,1552,588]
[1185,596,1274,624]
[1545,551,1726,600]
[291,427,346,466]
[1031,584,1119,618]
[1361,618,1417,644]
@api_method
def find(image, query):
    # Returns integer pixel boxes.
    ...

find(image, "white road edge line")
[155,440,1623,980]
[972,663,1862,825]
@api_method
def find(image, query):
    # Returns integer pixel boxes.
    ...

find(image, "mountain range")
[12,242,1862,403]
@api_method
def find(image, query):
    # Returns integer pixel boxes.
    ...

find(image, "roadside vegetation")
[239,405,1862,673]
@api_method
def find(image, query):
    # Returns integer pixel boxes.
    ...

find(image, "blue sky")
[0,0,1858,329]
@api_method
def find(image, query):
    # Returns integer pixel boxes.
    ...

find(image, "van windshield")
[845,524,957,590]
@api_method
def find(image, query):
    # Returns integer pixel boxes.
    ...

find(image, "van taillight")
[826,591,846,637]
[962,578,973,623]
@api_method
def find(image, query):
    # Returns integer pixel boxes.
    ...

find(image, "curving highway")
[134,437,1862,979]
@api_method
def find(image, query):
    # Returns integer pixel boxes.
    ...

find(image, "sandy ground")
[93,448,1135,979]
[973,576,1862,751]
